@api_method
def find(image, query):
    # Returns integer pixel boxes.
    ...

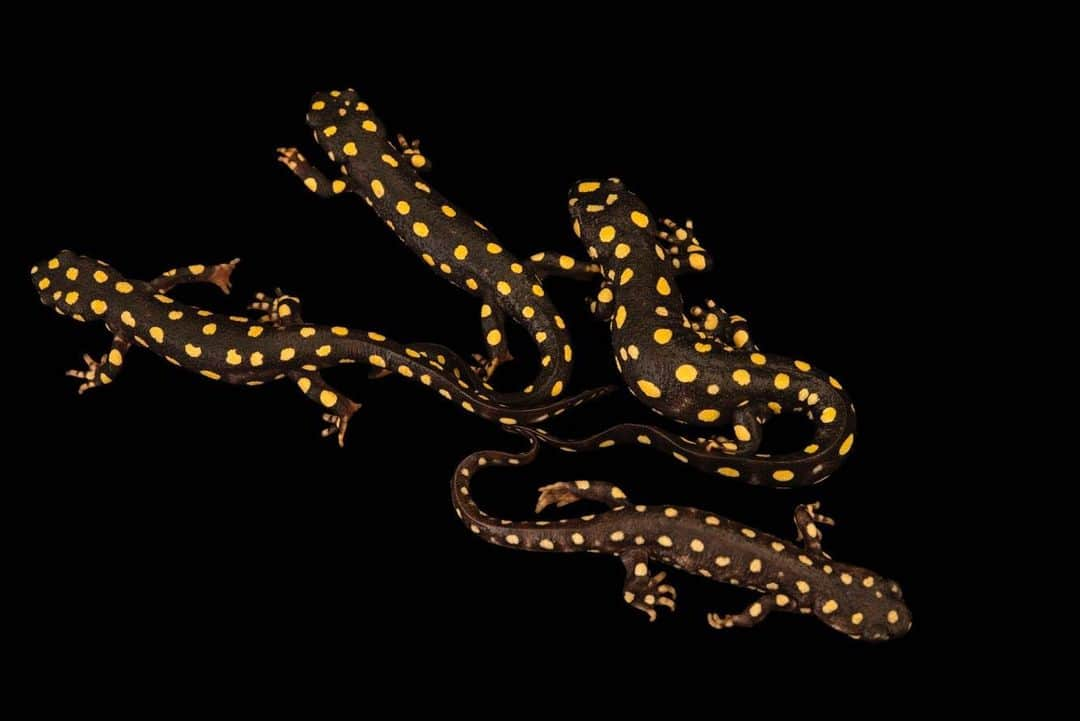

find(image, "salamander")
[30,251,610,444]
[277,87,599,398]
[451,428,911,641]
[556,178,856,487]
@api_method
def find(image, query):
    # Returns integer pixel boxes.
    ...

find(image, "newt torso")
[452,430,912,642]
[282,88,595,399]
[31,251,608,443]
[561,179,856,487]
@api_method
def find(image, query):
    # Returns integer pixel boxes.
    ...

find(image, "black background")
[15,30,962,685]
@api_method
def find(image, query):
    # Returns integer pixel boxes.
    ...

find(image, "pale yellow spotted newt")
[31,251,611,445]
[278,88,600,399]
[452,428,912,642]
[552,178,856,487]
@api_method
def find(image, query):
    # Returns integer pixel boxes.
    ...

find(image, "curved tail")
[520,373,856,488]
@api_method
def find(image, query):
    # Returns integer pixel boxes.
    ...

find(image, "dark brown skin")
[451,428,912,642]
[31,250,611,446]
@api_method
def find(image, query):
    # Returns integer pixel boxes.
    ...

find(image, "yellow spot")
[708,384,721,395]
[466,278,478,290]
[776,594,791,606]
[343,142,358,156]
[90,299,107,314]
[822,600,838,614]
[597,288,613,303]
[415,181,431,193]
[168,311,184,321]
[627,345,640,359]
[794,360,811,371]
[65,267,79,281]
[304,177,318,192]
[698,409,720,422]
[636,379,661,398]
[368,331,385,341]
[297,377,311,393]
[47,258,60,269]
[412,222,429,238]
[840,573,853,585]
[771,470,794,483]
[280,347,295,361]
[225,349,242,365]
[798,555,813,567]
[688,253,707,271]
[196,310,212,317]
[675,364,698,383]
[487,329,502,346]
[380,153,398,167]
[554,315,566,329]
[749,602,763,618]
[532,284,545,297]
[771,542,784,552]
[804,444,820,454]
[820,407,838,423]
[311,101,325,110]
[741,528,756,538]
[862,576,875,588]
[93,270,108,283]
[851,613,864,626]
[521,305,535,319]
[768,401,782,413]
[598,225,616,243]
[311,344,330,357]
[619,268,634,285]
[485,242,503,255]
[114,281,133,294]
[200,370,221,380]
[888,610,900,624]
[97,372,111,384]
[369,354,386,368]
[732,369,751,386]
[395,200,411,215]
[201,323,217,336]
[64,291,79,305]
[829,376,843,389]
[838,433,855,456]
[656,277,671,296]
[550,381,564,397]
[563,345,573,362]
[38,278,50,290]
[653,328,672,344]
[496,281,511,295]
[714,556,731,567]
[750,559,762,573]
[717,467,739,477]
[610,531,625,542]
[750,353,766,366]
[332,179,347,194]
[361,120,377,132]
[318,390,338,408]
[630,210,649,228]
[450,245,469,261]
[299,327,316,338]
[615,305,627,329]
[184,343,202,358]
[795,580,811,594]
[578,181,601,192]
[108,349,123,365]
[733,329,749,348]
[664,508,678,518]
[330,326,348,337]
[121,311,135,327]
[499,417,517,425]
[368,179,385,199]
[479,304,493,319]
[657,536,673,547]
[733,424,751,442]
[634,562,648,577]
[612,243,631,259]
[690,539,705,552]
[250,352,263,367]
[572,533,585,545]
[774,373,790,389]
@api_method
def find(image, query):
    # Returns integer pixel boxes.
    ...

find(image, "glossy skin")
[558,178,856,487]
[30,251,609,445]
[278,88,598,397]
[452,428,912,642]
